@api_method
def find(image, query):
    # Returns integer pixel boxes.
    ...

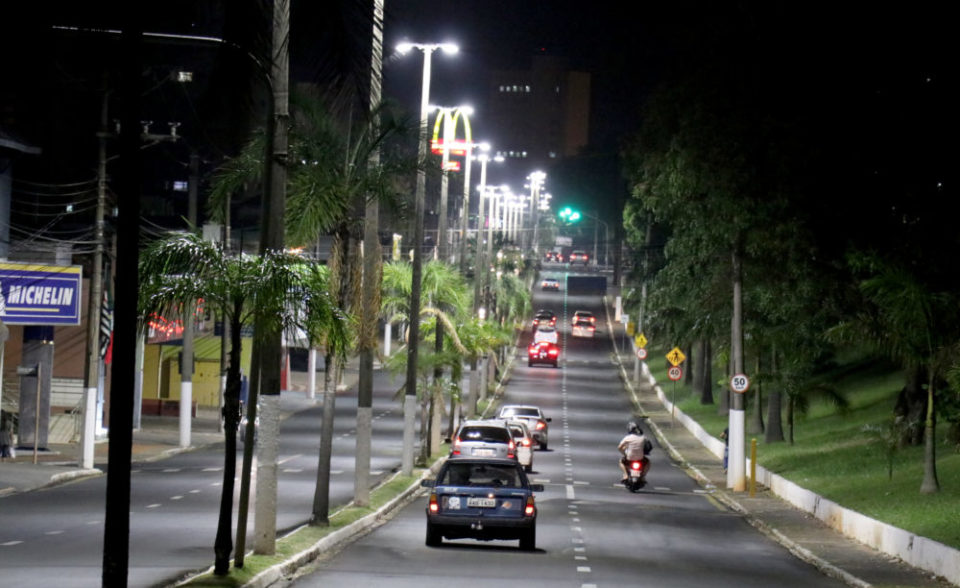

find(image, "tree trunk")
[765,347,784,443]
[919,371,939,494]
[692,340,705,400]
[214,310,244,574]
[312,364,337,524]
[894,365,926,446]
[748,354,764,434]
[787,395,795,445]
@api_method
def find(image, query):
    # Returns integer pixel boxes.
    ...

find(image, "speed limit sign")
[636,347,648,360]
[668,366,683,381]
[730,373,750,393]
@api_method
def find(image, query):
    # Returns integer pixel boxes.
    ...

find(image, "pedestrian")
[0,418,13,461]
[720,427,729,471]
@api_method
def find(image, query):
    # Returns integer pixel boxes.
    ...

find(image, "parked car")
[572,310,596,326]
[528,341,559,367]
[532,309,557,328]
[451,420,515,459]
[497,405,551,450]
[422,458,543,550]
[505,420,535,472]
[572,319,595,338]
[540,277,560,291]
[533,325,558,344]
[569,250,589,265]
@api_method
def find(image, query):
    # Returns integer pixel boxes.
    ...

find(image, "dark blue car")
[421,458,544,550]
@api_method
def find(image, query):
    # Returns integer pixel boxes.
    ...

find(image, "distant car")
[498,405,551,450]
[540,277,560,291]
[569,250,589,265]
[544,250,558,262]
[422,458,543,550]
[451,420,515,460]
[572,320,595,338]
[528,341,559,367]
[533,325,558,345]
[572,310,596,326]
[532,309,557,328]
[505,420,535,472]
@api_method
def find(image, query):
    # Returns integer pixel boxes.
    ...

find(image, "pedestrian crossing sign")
[666,347,686,367]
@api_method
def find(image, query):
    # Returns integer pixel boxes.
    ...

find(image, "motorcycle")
[622,457,649,492]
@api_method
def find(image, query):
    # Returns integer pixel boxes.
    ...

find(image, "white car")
[533,326,558,344]
[572,320,595,338]
[498,405,551,450]
[505,420,534,472]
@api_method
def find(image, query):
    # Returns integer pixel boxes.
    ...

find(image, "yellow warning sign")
[666,347,686,367]
[635,333,648,348]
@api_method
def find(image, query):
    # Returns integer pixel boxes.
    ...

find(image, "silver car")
[497,405,551,450]
[451,420,515,460]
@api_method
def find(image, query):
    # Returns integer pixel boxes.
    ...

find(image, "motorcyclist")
[618,422,651,482]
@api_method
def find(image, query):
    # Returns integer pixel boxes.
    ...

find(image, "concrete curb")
[240,459,446,588]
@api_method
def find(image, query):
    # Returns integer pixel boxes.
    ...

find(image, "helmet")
[627,422,640,434]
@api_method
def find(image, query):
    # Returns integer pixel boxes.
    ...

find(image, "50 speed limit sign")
[730,373,750,393]
[668,366,683,381]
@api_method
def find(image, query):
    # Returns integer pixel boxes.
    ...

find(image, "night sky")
[2,1,955,231]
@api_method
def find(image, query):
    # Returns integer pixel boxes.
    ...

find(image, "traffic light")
[558,207,581,223]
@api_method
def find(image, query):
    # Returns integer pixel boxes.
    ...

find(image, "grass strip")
[644,343,960,549]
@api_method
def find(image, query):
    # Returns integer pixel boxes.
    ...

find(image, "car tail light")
[590,317,596,324]
[631,461,642,471]
[524,495,536,516]
[588,325,595,331]
[548,347,559,357]
[522,438,531,447]
[535,421,546,430]
[429,493,439,513]
[508,439,515,459]
[452,437,461,455]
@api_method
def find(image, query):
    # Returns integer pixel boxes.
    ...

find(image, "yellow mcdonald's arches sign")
[431,107,473,158]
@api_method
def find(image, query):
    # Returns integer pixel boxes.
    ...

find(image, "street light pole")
[397,41,457,475]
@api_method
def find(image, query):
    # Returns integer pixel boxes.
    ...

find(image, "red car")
[528,341,559,367]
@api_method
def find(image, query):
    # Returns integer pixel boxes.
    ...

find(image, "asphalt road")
[285,266,845,588]
[0,369,409,587]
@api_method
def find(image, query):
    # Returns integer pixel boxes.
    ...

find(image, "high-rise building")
[487,55,590,179]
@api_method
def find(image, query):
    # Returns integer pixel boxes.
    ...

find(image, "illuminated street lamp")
[396,40,458,477]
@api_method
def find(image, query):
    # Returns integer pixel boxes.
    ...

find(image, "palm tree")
[829,260,960,493]
[138,232,345,574]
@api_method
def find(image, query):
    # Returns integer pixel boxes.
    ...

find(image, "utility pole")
[179,150,198,449]
[81,88,108,470]
[728,245,746,491]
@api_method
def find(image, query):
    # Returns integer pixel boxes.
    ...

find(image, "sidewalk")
[0,366,358,498]
[602,287,954,587]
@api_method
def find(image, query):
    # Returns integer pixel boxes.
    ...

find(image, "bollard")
[749,438,757,497]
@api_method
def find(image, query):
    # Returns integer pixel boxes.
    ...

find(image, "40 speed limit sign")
[668,366,683,381]
[636,347,648,360]
[730,373,750,393]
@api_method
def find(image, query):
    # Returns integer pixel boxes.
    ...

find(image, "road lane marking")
[2,541,23,546]
[146,504,161,509]
[572,537,585,544]
[171,495,183,500]
[577,566,591,572]
[282,468,303,473]
[575,547,586,552]
[575,555,588,561]
[163,468,181,473]
[45,531,64,535]
[278,454,301,465]
[202,467,221,472]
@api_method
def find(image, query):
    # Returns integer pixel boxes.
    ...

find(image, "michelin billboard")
[0,262,83,325]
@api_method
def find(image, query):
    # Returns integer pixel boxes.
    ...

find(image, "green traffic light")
[569,211,581,222]
[559,207,572,219]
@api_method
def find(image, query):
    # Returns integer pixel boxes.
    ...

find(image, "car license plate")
[473,448,496,457]
[467,497,497,508]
